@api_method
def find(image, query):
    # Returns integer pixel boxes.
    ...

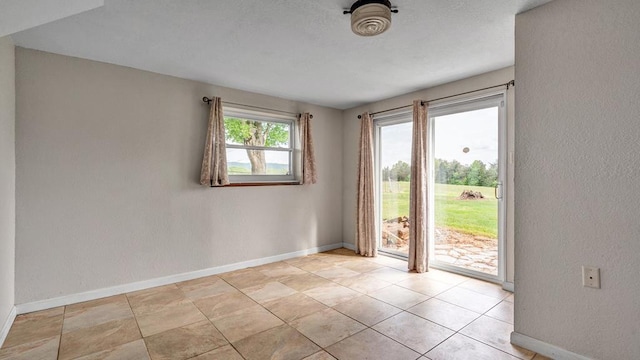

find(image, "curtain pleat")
[408,101,429,272]
[299,113,317,184]
[200,97,230,186]
[356,112,377,257]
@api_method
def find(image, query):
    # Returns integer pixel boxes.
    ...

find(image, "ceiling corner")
[0,0,104,38]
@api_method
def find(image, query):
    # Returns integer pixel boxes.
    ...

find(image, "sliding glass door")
[429,94,506,281]
[373,94,506,282]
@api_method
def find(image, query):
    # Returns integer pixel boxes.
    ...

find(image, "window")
[224,107,297,183]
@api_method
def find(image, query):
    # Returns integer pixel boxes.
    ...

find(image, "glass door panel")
[431,104,502,277]
[377,121,412,256]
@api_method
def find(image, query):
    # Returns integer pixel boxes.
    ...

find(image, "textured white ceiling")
[0,0,103,37]
[10,0,553,109]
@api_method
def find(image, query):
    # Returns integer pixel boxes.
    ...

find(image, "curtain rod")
[202,97,312,119]
[357,80,514,119]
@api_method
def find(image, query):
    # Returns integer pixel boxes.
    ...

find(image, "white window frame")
[224,107,298,184]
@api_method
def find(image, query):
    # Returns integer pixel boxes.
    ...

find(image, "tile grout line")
[292,255,454,358]
[323,252,528,359]
[222,259,374,357]
[267,257,392,356]
[457,332,533,360]
[56,305,66,360]
[367,318,445,357]
[204,268,302,355]
[420,295,524,359]
[123,293,151,360]
[284,258,397,357]
[264,260,363,356]
[179,277,251,360]
[449,295,527,360]
[209,278,254,360]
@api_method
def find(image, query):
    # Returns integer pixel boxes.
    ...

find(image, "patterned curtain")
[200,97,230,186]
[408,100,428,272]
[356,112,377,257]
[298,113,317,184]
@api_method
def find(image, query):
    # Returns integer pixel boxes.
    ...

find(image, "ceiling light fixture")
[343,0,398,37]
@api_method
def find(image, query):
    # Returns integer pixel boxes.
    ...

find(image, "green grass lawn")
[382,182,497,238]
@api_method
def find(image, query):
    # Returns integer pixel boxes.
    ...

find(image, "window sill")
[212,181,301,187]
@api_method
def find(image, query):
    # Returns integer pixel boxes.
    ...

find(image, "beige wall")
[514,0,640,358]
[15,48,343,304]
[342,67,516,283]
[0,36,15,327]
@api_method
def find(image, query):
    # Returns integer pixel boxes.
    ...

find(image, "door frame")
[427,91,507,284]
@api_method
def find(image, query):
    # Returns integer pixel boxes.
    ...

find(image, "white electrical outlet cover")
[582,266,600,289]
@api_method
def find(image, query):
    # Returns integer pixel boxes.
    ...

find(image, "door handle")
[495,182,503,200]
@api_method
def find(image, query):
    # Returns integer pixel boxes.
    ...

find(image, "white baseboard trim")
[511,332,593,360]
[502,281,514,292]
[16,242,344,315]
[0,306,17,348]
[342,242,355,251]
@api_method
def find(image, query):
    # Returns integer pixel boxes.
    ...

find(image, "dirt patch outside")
[458,190,486,200]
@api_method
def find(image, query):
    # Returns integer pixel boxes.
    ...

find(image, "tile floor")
[0,248,552,360]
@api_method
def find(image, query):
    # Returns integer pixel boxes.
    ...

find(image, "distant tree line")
[382,159,498,187]
[382,161,411,182]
